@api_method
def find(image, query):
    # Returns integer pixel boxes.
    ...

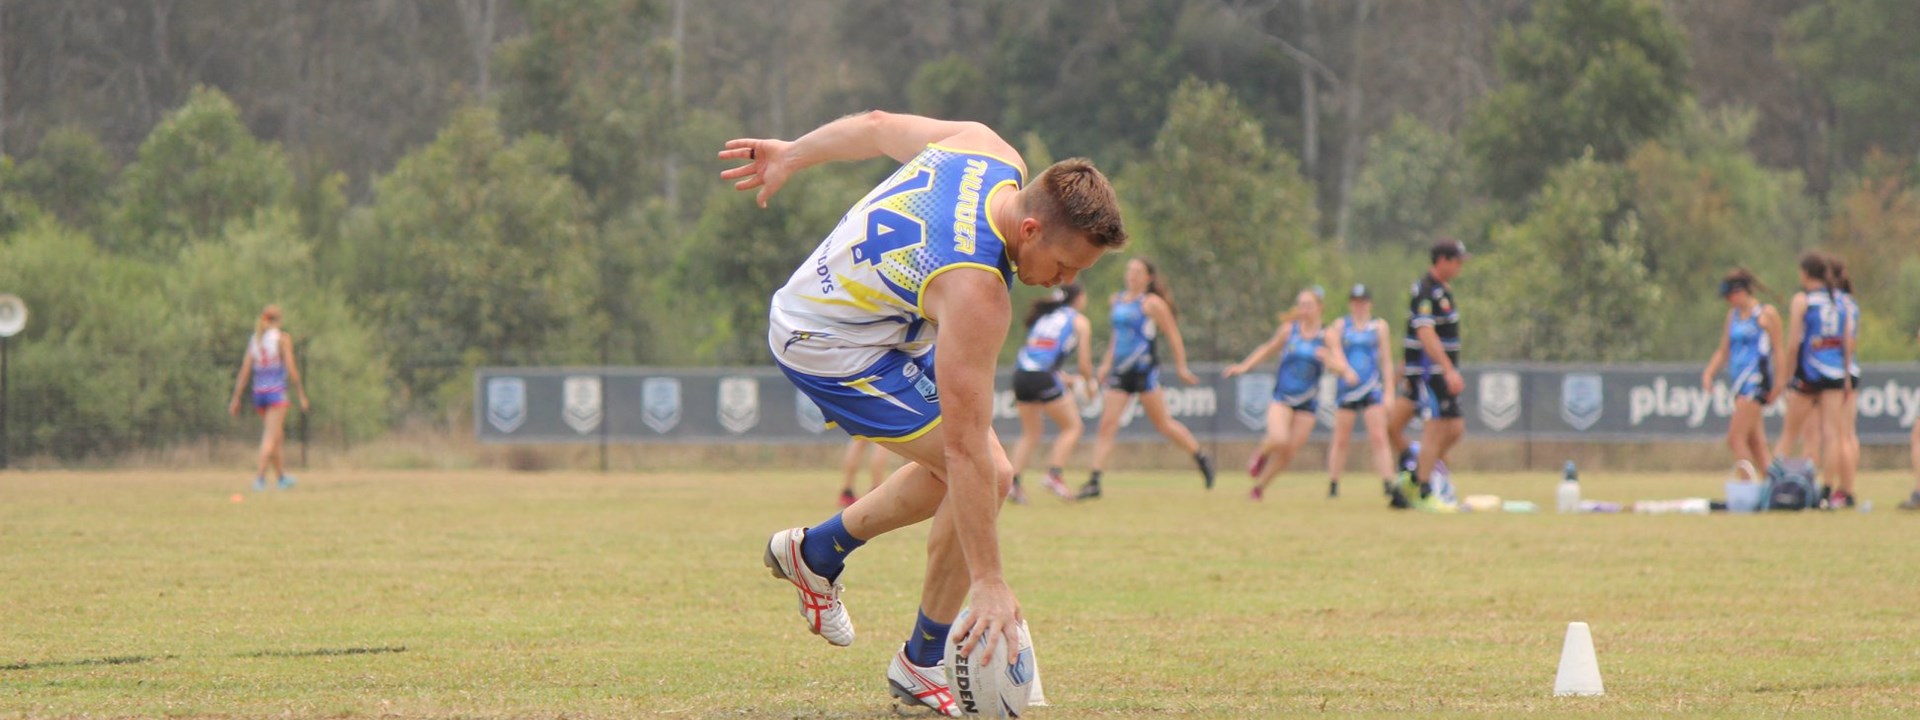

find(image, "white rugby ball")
[944,610,1036,718]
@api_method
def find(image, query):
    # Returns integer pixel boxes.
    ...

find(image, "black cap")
[1349,283,1371,300]
[1430,237,1470,263]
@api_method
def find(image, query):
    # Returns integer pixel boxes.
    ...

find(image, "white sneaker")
[887,646,960,717]
[762,527,854,647]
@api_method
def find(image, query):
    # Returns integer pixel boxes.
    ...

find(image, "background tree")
[339,106,599,408]
[1464,0,1692,201]
[1120,79,1326,359]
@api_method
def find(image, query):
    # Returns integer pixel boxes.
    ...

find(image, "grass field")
[4,465,1919,718]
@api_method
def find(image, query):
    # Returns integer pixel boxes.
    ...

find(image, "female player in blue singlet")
[1829,259,1862,506]
[1008,283,1095,502]
[226,305,309,491]
[1700,268,1783,475]
[1321,284,1396,500]
[1775,252,1859,507]
[1226,289,1329,501]
[1079,258,1214,499]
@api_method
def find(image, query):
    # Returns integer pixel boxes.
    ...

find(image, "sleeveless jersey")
[1338,316,1381,395]
[769,145,1024,376]
[250,328,286,395]
[1726,305,1771,388]
[1799,291,1850,380]
[1109,293,1158,373]
[1274,322,1324,403]
[1016,307,1079,372]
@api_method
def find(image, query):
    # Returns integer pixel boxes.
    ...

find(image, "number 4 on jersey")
[850,168,933,267]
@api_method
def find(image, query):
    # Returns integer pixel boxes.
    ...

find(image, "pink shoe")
[1248,451,1268,478]
[1249,485,1265,502]
[1042,472,1073,500]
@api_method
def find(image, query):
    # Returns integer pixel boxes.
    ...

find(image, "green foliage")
[0,213,386,459]
[993,3,1185,164]
[671,169,872,364]
[342,106,599,407]
[1784,0,1920,169]
[1620,104,1815,358]
[1120,79,1326,360]
[1821,153,1920,360]
[908,55,996,122]
[1464,0,1691,200]
[1348,115,1470,252]
[15,126,115,232]
[111,87,294,258]
[169,212,390,445]
[1476,154,1661,361]
[495,0,673,219]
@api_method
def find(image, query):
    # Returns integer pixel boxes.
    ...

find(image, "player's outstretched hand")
[719,138,796,208]
[1178,366,1201,386]
[1444,368,1465,395]
[954,579,1022,666]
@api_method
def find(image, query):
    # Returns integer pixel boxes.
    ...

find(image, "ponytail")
[1024,283,1083,329]
[1797,251,1836,299]
[1137,258,1176,317]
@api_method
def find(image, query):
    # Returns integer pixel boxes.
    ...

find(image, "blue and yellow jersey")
[769,145,1024,376]
[1016,307,1079,373]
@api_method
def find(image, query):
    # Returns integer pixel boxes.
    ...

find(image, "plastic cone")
[1553,622,1604,697]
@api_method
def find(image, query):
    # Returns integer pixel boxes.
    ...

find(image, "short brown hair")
[1029,158,1127,249]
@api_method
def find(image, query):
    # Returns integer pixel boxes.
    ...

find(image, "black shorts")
[1106,365,1160,395]
[1338,394,1380,412]
[1400,374,1462,420]
[1012,370,1066,404]
[1791,374,1859,394]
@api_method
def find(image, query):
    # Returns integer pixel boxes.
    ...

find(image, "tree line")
[0,0,1915,460]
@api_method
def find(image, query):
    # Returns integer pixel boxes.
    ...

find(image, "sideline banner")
[475,364,1920,445]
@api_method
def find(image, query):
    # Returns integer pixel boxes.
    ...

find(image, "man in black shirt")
[1387,238,1468,509]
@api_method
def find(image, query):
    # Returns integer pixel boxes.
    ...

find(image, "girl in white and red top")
[228,305,309,490]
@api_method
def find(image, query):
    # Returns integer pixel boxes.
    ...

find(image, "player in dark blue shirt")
[1386,239,1468,510]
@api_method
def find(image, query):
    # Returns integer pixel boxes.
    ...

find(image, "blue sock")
[798,512,865,581]
[904,609,953,668]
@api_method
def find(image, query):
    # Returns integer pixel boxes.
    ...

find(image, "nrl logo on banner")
[796,391,830,434]
[563,376,603,434]
[718,377,761,434]
[1478,371,1522,431]
[1560,373,1604,431]
[485,377,526,433]
[641,377,681,434]
[1235,375,1275,430]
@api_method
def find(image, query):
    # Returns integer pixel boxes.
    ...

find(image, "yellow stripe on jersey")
[927,143,1028,183]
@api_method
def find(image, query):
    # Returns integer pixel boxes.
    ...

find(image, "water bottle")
[1557,461,1581,514]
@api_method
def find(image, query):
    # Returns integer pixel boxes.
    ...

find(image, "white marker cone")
[1553,622,1605,697]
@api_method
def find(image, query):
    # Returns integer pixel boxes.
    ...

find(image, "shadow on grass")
[0,655,168,671]
[238,645,408,658]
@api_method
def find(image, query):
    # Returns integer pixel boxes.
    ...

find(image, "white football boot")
[762,527,855,647]
[887,646,961,717]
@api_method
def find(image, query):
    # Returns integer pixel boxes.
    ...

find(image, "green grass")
[3,466,1919,718]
